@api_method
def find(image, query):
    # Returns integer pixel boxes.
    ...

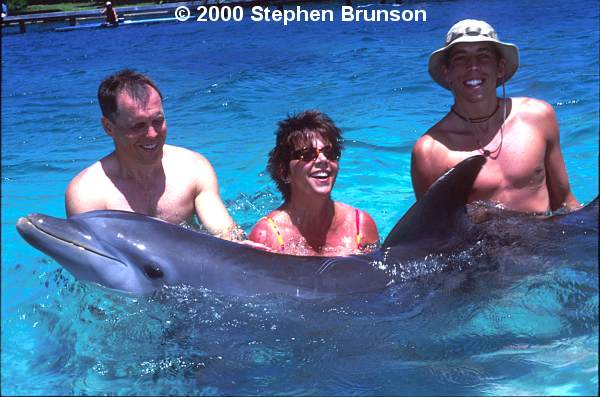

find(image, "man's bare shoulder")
[414,131,438,152]
[513,97,558,139]
[413,122,450,158]
[163,144,213,170]
[67,157,112,192]
[162,145,219,197]
[65,156,116,215]
[514,97,556,119]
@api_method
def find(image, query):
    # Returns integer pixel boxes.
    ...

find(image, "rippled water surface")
[2,0,598,395]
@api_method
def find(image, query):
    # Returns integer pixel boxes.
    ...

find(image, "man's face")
[443,42,505,102]
[103,86,167,165]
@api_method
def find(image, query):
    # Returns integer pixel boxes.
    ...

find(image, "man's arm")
[193,156,245,241]
[65,168,105,217]
[538,101,581,211]
[410,135,442,200]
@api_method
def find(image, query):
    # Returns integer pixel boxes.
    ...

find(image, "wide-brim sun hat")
[428,19,520,90]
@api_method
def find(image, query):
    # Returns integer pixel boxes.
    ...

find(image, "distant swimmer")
[411,19,580,214]
[249,110,380,256]
[102,1,119,26]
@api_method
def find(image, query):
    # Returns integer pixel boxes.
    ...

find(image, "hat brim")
[428,36,519,90]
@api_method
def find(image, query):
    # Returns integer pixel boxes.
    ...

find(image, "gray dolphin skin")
[15,156,598,297]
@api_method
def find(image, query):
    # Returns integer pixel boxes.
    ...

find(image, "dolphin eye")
[143,264,163,279]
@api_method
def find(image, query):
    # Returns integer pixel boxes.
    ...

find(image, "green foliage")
[7,0,28,12]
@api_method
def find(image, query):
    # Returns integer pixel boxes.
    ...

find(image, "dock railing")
[1,0,304,33]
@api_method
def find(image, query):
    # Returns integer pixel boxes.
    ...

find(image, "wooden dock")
[1,0,306,33]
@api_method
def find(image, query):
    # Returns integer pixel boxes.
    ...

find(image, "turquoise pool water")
[2,0,598,395]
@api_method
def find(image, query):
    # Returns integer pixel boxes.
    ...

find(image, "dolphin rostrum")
[18,155,595,298]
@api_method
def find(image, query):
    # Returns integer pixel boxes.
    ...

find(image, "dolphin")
[15,155,484,297]
[15,155,597,297]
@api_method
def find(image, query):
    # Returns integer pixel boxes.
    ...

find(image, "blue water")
[2,0,598,395]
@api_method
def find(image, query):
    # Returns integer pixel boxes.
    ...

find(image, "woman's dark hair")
[268,110,343,201]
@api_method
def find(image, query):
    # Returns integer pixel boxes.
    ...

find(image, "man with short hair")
[411,19,580,213]
[66,69,245,241]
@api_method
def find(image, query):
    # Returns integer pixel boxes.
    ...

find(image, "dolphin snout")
[16,214,61,237]
[16,214,44,229]
[16,216,34,232]
[16,215,45,246]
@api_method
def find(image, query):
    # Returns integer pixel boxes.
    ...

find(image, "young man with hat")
[411,19,580,213]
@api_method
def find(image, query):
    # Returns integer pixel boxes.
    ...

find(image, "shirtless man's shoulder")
[514,96,553,113]
[163,144,211,167]
[512,97,558,138]
[65,153,115,214]
[161,145,214,184]
[411,116,456,197]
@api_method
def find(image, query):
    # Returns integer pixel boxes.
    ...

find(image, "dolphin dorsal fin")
[382,155,486,248]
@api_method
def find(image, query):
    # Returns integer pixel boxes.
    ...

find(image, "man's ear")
[497,58,507,83]
[101,116,114,137]
[442,65,452,87]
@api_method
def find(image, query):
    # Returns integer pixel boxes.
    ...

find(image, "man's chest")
[444,126,547,192]
[104,178,196,223]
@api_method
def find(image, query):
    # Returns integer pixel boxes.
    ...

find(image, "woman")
[249,110,379,256]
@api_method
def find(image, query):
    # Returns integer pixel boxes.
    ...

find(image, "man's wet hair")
[268,110,343,201]
[98,69,162,121]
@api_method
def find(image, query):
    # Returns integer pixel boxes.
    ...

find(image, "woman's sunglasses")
[291,145,341,162]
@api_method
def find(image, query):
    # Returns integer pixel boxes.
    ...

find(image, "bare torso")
[67,145,202,225]
[96,166,197,224]
[412,97,562,213]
